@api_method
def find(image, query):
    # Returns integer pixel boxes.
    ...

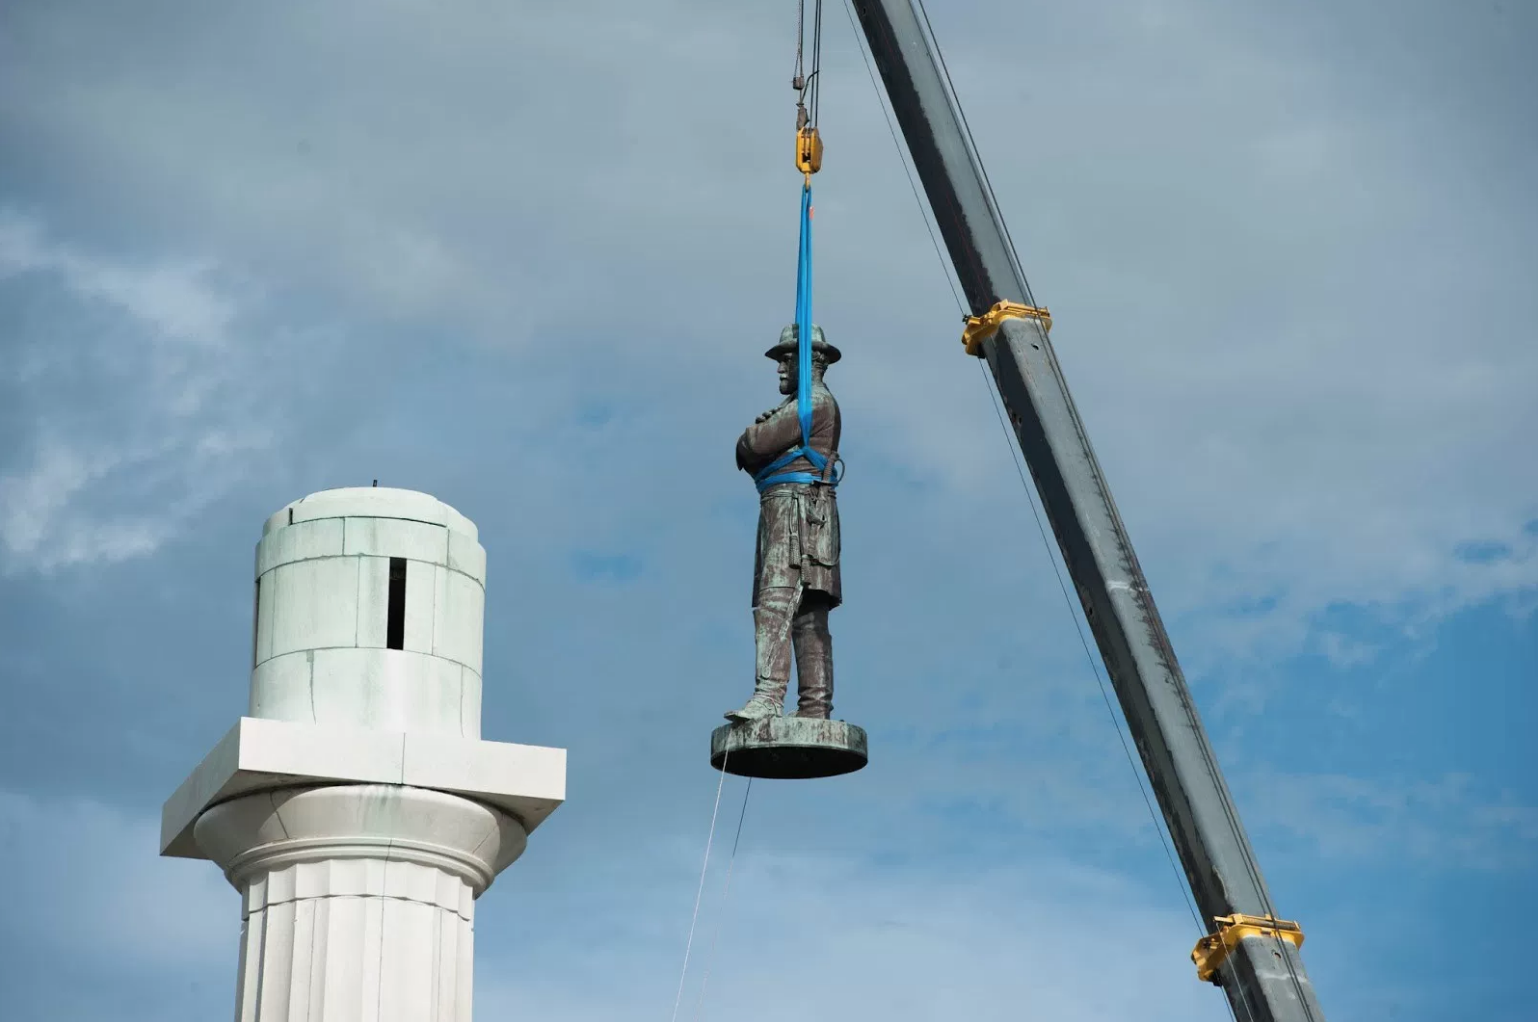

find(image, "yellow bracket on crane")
[961,300,1052,357]
[796,126,824,178]
[1191,914,1305,985]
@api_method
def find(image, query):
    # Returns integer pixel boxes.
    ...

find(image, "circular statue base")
[710,717,869,780]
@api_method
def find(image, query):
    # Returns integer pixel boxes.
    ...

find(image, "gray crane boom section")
[846,2,1325,1019]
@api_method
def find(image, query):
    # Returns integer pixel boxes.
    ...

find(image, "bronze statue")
[727,324,842,723]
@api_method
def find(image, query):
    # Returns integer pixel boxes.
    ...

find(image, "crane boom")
[845,2,1326,1018]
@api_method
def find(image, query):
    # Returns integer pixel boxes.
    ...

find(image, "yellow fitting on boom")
[796,126,824,176]
[1191,914,1305,986]
[960,300,1052,357]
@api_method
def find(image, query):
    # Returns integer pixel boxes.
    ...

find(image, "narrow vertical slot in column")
[387,557,407,650]
[252,577,261,669]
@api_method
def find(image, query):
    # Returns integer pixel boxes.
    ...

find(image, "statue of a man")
[726,324,843,723]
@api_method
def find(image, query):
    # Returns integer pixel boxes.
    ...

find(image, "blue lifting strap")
[754,181,843,493]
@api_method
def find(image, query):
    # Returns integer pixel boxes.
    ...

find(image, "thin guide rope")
[844,0,1208,960]
[670,749,730,1022]
[840,0,964,316]
[690,778,754,1022]
[973,358,1202,932]
[909,3,1321,1014]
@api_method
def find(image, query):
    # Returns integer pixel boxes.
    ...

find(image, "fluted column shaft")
[195,784,525,1022]
[232,858,475,1022]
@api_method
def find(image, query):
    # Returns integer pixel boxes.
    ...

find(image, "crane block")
[796,126,824,176]
[1191,914,1306,985]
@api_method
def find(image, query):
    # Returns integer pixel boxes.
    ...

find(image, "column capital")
[194,784,526,895]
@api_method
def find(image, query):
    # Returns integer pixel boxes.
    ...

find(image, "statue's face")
[777,356,796,395]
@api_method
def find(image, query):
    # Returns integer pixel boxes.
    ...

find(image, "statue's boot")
[725,673,787,722]
[728,588,796,722]
[724,691,783,723]
[791,598,834,719]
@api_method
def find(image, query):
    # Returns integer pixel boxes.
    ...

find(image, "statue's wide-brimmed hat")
[765,323,842,365]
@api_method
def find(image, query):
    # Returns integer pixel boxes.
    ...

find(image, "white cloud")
[0,209,235,347]
[0,789,235,969]
[0,211,305,574]
[1243,770,1538,870]
[478,845,1224,1022]
[6,0,1534,657]
[0,787,1227,1021]
[0,439,107,559]
[0,9,1528,1020]
[0,781,1225,1021]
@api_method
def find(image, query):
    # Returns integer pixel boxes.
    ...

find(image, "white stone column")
[161,488,565,1022]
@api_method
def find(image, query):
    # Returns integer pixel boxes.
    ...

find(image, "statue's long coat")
[734,383,842,608]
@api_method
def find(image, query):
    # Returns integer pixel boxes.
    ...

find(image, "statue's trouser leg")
[792,592,833,719]
[751,583,802,709]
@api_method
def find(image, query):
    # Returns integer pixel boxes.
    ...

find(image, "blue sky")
[1,1,1534,1019]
